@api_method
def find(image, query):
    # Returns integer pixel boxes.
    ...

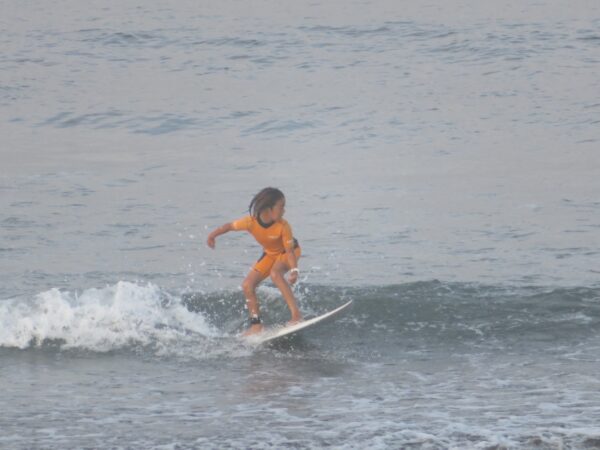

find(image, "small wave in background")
[2,281,599,361]
[0,282,241,359]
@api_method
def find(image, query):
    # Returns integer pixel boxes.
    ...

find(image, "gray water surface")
[2,1,600,448]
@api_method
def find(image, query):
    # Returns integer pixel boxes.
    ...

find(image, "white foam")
[0,281,220,352]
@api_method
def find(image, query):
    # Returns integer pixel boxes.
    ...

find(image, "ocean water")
[1,0,600,448]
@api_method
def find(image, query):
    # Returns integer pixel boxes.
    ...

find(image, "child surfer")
[206,187,302,335]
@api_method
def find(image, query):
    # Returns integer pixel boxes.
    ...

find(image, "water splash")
[0,281,221,354]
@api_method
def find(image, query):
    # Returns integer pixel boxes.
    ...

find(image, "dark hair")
[249,187,285,217]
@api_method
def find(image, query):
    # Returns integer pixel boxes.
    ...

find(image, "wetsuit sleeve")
[282,221,294,249]
[231,216,252,231]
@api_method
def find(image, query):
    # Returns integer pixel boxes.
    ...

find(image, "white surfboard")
[243,300,353,346]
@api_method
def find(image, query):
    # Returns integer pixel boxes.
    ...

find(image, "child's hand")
[207,236,216,249]
[206,223,232,249]
[288,270,298,285]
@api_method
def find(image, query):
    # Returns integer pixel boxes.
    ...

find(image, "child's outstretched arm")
[206,222,233,249]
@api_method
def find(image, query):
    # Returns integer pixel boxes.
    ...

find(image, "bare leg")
[270,261,303,324]
[241,269,267,335]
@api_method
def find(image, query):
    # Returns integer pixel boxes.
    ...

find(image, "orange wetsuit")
[231,215,301,277]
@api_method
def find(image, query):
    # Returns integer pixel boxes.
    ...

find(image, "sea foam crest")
[0,281,219,352]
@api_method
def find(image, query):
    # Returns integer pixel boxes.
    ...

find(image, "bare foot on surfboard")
[287,314,303,327]
[243,324,264,336]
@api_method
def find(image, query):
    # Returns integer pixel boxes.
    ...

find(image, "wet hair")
[249,187,285,218]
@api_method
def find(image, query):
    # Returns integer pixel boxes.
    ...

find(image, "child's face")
[270,198,286,221]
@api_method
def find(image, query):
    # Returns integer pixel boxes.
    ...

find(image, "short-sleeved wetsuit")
[231,215,300,277]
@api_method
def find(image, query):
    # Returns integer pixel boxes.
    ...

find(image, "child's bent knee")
[242,280,254,294]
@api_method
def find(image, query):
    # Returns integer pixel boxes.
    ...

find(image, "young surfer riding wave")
[206,187,302,335]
